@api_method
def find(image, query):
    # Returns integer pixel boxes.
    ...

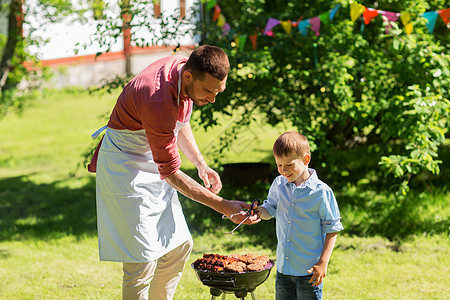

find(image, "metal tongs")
[222,199,260,235]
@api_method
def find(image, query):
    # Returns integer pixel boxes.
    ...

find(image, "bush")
[194,0,449,194]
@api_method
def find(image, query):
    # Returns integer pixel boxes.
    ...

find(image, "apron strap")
[177,67,182,106]
[87,136,104,173]
[91,125,107,140]
[88,125,107,173]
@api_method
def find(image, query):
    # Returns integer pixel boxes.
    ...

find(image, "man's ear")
[304,154,311,165]
[184,69,193,83]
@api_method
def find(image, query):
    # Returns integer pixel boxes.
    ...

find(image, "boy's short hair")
[273,131,310,158]
[184,45,230,81]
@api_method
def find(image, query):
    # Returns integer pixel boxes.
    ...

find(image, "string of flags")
[349,0,449,34]
[202,0,449,51]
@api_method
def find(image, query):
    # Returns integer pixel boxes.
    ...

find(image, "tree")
[193,0,449,193]
[0,0,20,91]
[0,0,83,118]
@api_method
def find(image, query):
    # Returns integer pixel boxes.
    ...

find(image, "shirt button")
[288,221,291,224]
[285,257,288,260]
[287,239,290,242]
[291,203,294,206]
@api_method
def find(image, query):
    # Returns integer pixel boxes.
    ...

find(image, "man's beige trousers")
[122,239,193,300]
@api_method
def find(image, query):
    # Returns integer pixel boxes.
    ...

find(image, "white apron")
[94,69,192,263]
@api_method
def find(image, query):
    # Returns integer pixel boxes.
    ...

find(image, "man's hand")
[222,200,261,225]
[165,170,259,225]
[198,165,222,194]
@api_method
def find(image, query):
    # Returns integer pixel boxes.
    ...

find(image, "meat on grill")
[193,253,270,273]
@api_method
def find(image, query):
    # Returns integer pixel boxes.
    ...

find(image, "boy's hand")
[307,262,327,286]
[257,206,272,220]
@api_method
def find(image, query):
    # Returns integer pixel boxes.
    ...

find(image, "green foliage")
[78,0,195,53]
[0,0,82,120]
[337,183,449,240]
[194,0,449,194]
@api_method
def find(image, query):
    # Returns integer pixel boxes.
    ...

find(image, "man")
[88,45,259,300]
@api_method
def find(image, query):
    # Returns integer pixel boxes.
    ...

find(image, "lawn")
[0,90,448,299]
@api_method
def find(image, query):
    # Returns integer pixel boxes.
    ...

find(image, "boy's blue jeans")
[276,271,323,300]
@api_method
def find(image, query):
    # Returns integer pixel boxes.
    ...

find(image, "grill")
[191,260,275,299]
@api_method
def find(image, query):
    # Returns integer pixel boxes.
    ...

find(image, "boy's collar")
[285,169,318,189]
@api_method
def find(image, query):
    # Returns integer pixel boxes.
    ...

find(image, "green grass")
[0,233,448,299]
[0,89,449,299]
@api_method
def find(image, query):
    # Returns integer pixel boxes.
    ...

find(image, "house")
[22,0,199,88]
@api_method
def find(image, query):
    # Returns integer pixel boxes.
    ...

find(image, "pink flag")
[309,17,321,36]
[264,18,280,35]
[380,11,399,33]
[222,23,231,36]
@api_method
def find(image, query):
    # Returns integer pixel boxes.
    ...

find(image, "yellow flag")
[280,20,292,34]
[350,1,365,22]
[400,12,413,35]
[217,14,226,27]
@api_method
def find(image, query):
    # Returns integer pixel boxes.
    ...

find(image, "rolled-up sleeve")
[319,189,344,234]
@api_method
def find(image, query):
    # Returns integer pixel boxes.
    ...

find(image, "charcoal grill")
[191,260,274,300]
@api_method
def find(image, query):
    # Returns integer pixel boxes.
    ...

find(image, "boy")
[258,131,344,300]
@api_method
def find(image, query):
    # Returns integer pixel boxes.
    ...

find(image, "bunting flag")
[212,4,221,21]
[238,34,247,51]
[291,18,302,27]
[330,4,340,20]
[217,13,226,27]
[422,11,438,33]
[350,1,365,22]
[310,17,321,36]
[264,18,280,35]
[205,0,216,10]
[439,8,450,24]
[363,8,379,24]
[380,11,399,33]
[249,33,257,50]
[319,12,330,25]
[280,20,292,34]
[400,12,413,35]
[298,19,310,36]
[222,22,231,36]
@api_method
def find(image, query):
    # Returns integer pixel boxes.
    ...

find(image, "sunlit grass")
[0,233,448,299]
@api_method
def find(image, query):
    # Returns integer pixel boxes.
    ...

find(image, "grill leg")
[212,291,258,300]
[235,291,247,299]
[210,287,222,300]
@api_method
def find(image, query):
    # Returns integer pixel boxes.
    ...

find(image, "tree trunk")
[0,0,21,92]
[121,0,132,76]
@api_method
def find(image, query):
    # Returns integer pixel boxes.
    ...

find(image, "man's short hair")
[273,131,311,158]
[184,45,230,81]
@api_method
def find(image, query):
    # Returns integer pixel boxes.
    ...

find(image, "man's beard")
[185,82,209,107]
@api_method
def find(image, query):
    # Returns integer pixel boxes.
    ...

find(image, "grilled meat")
[194,253,271,273]
[224,261,247,273]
